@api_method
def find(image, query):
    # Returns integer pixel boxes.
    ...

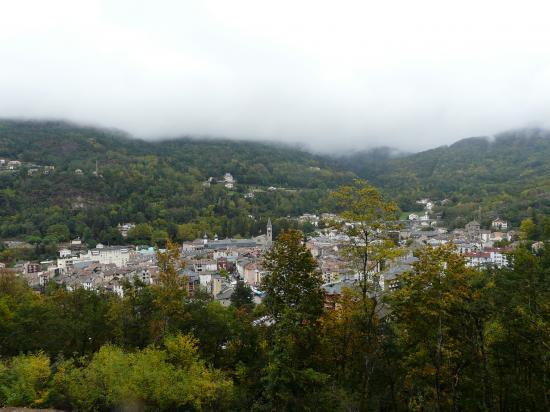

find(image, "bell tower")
[267,218,273,246]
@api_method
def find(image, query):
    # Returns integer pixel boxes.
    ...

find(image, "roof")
[215,287,235,301]
[322,278,358,295]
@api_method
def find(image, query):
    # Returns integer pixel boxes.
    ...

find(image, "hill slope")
[1,120,548,260]
[0,120,354,256]
[338,129,550,227]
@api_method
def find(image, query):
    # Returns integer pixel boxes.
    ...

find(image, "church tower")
[267,218,273,247]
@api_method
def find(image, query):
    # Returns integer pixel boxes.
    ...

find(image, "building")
[465,221,481,241]
[7,160,22,169]
[267,218,273,247]
[78,244,133,267]
[117,223,136,238]
[464,248,509,268]
[243,262,265,286]
[491,218,509,231]
[223,172,235,189]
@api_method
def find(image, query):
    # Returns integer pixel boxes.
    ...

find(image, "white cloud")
[1,0,550,151]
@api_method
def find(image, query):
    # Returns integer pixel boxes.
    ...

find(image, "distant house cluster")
[203,172,236,189]
[0,158,55,175]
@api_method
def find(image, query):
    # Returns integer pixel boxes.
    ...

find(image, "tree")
[151,240,187,343]
[127,223,153,244]
[332,179,402,409]
[488,246,550,411]
[230,280,254,311]
[259,230,328,410]
[332,179,401,299]
[0,353,51,408]
[388,244,491,411]
[46,224,70,242]
[519,217,536,241]
[262,230,324,321]
[50,338,233,410]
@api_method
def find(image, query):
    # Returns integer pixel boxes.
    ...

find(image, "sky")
[1,0,550,152]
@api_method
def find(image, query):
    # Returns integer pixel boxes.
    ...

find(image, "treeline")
[0,236,548,410]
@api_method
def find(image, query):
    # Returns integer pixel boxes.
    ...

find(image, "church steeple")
[267,218,273,246]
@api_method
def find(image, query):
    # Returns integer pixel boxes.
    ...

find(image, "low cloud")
[1,0,550,152]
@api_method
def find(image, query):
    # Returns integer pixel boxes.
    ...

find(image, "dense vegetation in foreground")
[0,232,548,411]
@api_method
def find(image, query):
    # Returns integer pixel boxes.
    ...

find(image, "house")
[464,248,509,268]
[117,223,135,238]
[182,272,200,296]
[74,169,83,175]
[491,218,509,231]
[7,160,22,169]
[215,286,235,307]
[59,248,72,258]
[223,172,235,189]
[465,221,481,241]
[532,241,545,253]
[408,213,419,221]
[243,262,264,286]
[480,229,491,243]
[23,262,41,275]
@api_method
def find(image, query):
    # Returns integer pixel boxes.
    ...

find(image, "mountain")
[1,120,548,261]
[0,120,354,258]
[337,128,550,227]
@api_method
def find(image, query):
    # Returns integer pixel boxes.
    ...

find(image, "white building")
[491,218,509,231]
[79,244,133,267]
[223,173,235,189]
[7,160,22,169]
[464,249,509,268]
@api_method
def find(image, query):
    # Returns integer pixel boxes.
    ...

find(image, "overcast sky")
[1,0,550,152]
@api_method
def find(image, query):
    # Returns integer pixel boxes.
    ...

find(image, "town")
[6,197,529,309]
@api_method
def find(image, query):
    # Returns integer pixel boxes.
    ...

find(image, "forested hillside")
[338,129,550,228]
[0,120,353,260]
[1,120,549,262]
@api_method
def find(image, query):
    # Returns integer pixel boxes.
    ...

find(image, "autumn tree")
[388,244,492,410]
[333,179,401,299]
[332,179,402,409]
[151,239,187,343]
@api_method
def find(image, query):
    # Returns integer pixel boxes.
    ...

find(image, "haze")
[1,0,550,152]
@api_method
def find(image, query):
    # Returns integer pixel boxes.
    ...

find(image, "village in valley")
[7,186,528,308]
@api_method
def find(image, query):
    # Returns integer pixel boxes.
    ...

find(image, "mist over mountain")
[1,119,548,240]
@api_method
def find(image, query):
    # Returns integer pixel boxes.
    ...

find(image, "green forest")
[1,120,550,264]
[0,231,548,411]
[337,129,550,228]
[0,120,353,262]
